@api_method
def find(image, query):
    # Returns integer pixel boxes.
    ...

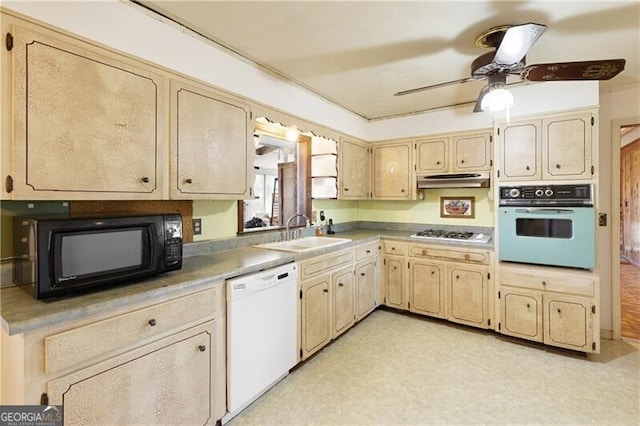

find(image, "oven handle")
[514,208,576,214]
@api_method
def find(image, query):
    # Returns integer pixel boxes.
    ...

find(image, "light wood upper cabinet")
[371,141,413,200]
[415,137,448,173]
[5,25,167,199]
[340,137,370,199]
[497,111,594,182]
[497,120,541,180]
[542,113,593,180]
[170,79,252,199]
[451,132,492,172]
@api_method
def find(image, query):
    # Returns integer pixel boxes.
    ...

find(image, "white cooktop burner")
[410,229,491,244]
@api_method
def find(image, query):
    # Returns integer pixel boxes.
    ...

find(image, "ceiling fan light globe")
[481,88,514,112]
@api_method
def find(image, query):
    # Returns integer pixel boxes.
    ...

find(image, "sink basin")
[255,237,352,253]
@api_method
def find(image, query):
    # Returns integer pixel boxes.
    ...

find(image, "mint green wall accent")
[311,199,359,225]
[357,188,494,227]
[193,200,238,241]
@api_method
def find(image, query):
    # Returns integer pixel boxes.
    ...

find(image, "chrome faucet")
[285,214,310,241]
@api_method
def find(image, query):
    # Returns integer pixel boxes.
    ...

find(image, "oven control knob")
[545,189,554,197]
[535,189,544,197]
[508,188,520,198]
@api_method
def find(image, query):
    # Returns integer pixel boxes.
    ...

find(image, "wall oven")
[498,184,595,270]
[13,214,183,299]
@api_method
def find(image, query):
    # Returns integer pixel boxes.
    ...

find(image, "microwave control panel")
[164,215,183,266]
[499,184,593,206]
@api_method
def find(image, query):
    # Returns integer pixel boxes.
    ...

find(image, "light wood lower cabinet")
[409,260,445,318]
[0,285,226,424]
[448,264,489,328]
[300,276,332,359]
[332,267,355,338]
[498,265,599,353]
[384,255,409,310]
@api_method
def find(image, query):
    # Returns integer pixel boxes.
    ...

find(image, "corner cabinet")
[0,285,227,424]
[2,23,167,199]
[371,141,413,200]
[170,79,253,199]
[498,265,600,353]
[339,137,370,199]
[496,111,594,182]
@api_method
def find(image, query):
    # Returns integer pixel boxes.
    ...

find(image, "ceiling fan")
[394,23,626,112]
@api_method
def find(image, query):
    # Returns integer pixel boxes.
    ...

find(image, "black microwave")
[13,214,183,299]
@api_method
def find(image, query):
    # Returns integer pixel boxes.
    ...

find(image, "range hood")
[417,172,490,189]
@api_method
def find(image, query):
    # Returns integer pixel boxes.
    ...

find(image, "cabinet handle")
[141,177,150,183]
[366,250,371,254]
[464,254,470,260]
[456,275,460,280]
[526,165,530,171]
[323,288,328,293]
[401,189,406,193]
[542,281,547,286]
[360,273,366,277]
[344,188,349,191]
[198,345,206,352]
[557,309,561,314]
[391,247,395,251]
[461,159,465,164]
[431,271,435,275]
[185,178,193,184]
[148,319,157,326]
[526,304,530,309]
[422,250,427,255]
[556,164,561,169]
[393,266,397,271]
[436,161,441,165]
[339,282,344,287]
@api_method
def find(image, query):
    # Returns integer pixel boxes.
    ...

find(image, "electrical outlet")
[193,218,202,235]
[320,211,325,222]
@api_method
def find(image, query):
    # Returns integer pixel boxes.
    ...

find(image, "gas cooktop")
[410,229,491,244]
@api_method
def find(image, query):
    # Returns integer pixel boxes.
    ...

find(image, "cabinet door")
[542,113,593,180]
[300,276,331,360]
[448,264,488,328]
[170,79,252,199]
[10,27,165,199]
[355,260,376,321]
[371,142,412,200]
[384,255,408,310]
[499,287,543,342]
[48,323,213,425]
[415,137,448,173]
[544,294,595,352]
[498,120,541,180]
[452,132,491,172]
[340,138,370,199]
[409,260,445,318]
[332,268,355,338]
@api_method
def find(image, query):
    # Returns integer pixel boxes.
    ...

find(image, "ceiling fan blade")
[473,85,491,113]
[520,59,626,81]
[394,77,480,96]
[494,23,547,67]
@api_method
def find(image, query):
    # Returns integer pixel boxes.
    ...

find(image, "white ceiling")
[136,1,639,120]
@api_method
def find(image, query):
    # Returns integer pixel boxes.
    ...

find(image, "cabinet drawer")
[500,269,594,297]
[355,241,379,261]
[45,288,216,373]
[383,242,407,256]
[300,249,354,280]
[408,245,490,265]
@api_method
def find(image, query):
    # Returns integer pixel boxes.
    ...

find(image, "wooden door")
[10,27,165,199]
[332,268,355,338]
[355,260,376,320]
[415,137,448,173]
[278,162,297,226]
[452,132,491,172]
[410,260,445,318]
[500,287,543,342]
[544,294,594,352]
[171,79,251,199]
[498,120,541,180]
[384,256,408,309]
[300,276,331,359]
[48,324,213,425]
[448,264,488,328]
[340,138,370,199]
[542,113,593,180]
[371,143,412,199]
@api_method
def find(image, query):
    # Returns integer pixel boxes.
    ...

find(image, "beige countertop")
[1,229,492,336]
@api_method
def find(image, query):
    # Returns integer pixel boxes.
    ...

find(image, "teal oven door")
[498,207,595,270]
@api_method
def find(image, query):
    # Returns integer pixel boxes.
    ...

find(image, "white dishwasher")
[225,262,298,421]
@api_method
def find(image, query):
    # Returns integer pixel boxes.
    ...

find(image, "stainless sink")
[254,237,352,253]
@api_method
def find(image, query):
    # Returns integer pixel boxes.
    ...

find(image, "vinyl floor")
[621,261,640,340]
[228,309,639,426]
